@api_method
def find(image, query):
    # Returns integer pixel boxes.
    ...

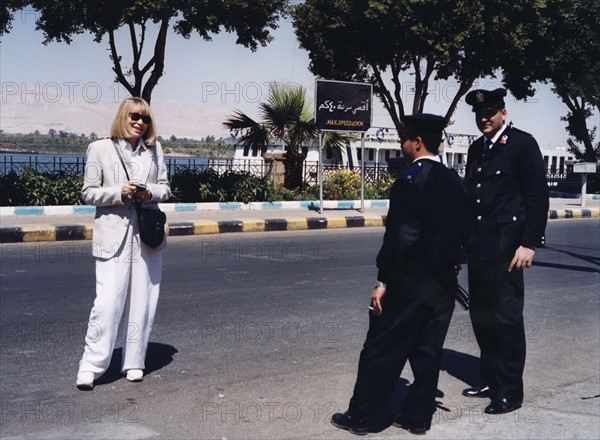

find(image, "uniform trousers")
[78,216,162,379]
[468,256,525,401]
[348,269,456,428]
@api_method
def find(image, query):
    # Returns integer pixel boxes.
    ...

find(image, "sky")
[1,7,596,152]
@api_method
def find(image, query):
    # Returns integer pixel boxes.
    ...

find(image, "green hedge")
[0,168,394,206]
[0,168,84,206]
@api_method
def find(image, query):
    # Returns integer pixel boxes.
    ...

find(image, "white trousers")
[78,217,162,379]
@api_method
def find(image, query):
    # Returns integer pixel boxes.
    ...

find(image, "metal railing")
[0,155,580,188]
[164,158,269,177]
[302,162,390,185]
[0,155,87,176]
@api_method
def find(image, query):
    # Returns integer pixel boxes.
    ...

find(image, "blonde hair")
[110,97,157,146]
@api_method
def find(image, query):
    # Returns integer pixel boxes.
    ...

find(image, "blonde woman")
[76,97,171,390]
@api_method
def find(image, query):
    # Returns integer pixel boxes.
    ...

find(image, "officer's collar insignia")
[476,91,485,103]
[499,134,508,144]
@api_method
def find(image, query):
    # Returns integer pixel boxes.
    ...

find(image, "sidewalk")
[1,196,598,243]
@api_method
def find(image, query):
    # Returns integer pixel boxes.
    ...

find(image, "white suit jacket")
[81,137,172,259]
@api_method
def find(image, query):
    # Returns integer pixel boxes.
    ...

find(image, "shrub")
[51,173,84,205]
[182,170,270,203]
[0,171,25,206]
[170,169,219,202]
[365,173,395,200]
[221,171,269,203]
[0,168,83,206]
[266,183,319,201]
[323,169,362,200]
[0,167,395,206]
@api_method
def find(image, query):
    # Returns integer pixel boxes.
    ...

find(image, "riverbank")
[0,140,234,158]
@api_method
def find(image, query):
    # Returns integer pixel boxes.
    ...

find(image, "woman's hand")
[121,181,138,199]
[122,181,153,201]
[135,187,153,202]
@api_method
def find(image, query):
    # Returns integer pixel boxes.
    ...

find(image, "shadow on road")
[371,350,476,432]
[94,342,178,386]
[539,244,600,267]
[440,348,481,387]
[339,350,482,431]
[533,261,599,273]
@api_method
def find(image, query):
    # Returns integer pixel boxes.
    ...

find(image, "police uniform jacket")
[464,126,549,261]
[376,159,471,284]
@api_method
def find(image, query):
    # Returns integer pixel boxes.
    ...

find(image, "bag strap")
[111,137,131,181]
[111,137,143,211]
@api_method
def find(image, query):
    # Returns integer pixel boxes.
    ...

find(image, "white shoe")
[76,372,94,390]
[126,369,143,382]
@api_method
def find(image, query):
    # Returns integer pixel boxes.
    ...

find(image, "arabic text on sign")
[318,100,369,114]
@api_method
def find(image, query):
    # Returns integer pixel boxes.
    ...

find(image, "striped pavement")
[0,197,598,243]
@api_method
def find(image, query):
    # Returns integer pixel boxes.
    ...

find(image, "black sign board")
[315,79,372,132]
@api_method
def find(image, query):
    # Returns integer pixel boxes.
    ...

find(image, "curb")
[0,200,390,217]
[0,215,387,244]
[547,208,600,219]
[2,196,599,217]
[1,208,598,244]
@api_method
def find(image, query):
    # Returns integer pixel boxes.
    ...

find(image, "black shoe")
[484,398,522,415]
[392,420,429,435]
[331,412,369,436]
[462,385,490,398]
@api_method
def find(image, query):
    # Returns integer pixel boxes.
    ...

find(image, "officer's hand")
[509,245,536,271]
[370,286,387,316]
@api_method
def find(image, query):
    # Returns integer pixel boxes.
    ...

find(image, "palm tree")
[224,82,353,189]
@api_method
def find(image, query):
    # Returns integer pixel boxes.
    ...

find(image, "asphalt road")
[0,219,598,439]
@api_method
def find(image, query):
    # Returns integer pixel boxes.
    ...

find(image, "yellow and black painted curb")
[1,209,597,244]
[0,215,387,243]
[547,208,600,220]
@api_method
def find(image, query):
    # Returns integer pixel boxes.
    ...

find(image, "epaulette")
[404,161,425,183]
[508,126,533,137]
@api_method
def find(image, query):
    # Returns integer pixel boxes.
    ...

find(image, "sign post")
[573,162,597,207]
[314,79,372,213]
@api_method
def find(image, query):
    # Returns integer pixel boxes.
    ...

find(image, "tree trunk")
[283,150,306,189]
[142,16,170,104]
[561,95,597,162]
[108,17,169,104]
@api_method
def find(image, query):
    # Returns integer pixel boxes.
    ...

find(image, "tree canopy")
[543,0,599,161]
[498,0,600,161]
[291,0,549,131]
[0,1,26,36]
[12,0,288,102]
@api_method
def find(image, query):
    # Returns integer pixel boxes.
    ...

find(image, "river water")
[0,152,220,176]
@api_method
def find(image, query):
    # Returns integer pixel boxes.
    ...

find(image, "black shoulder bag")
[112,138,166,248]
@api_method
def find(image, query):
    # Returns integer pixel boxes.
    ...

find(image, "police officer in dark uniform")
[462,89,549,415]
[331,114,471,436]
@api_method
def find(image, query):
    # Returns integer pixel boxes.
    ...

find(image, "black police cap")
[400,113,447,133]
[465,88,507,110]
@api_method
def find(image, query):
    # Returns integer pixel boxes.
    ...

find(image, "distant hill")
[0,96,233,140]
